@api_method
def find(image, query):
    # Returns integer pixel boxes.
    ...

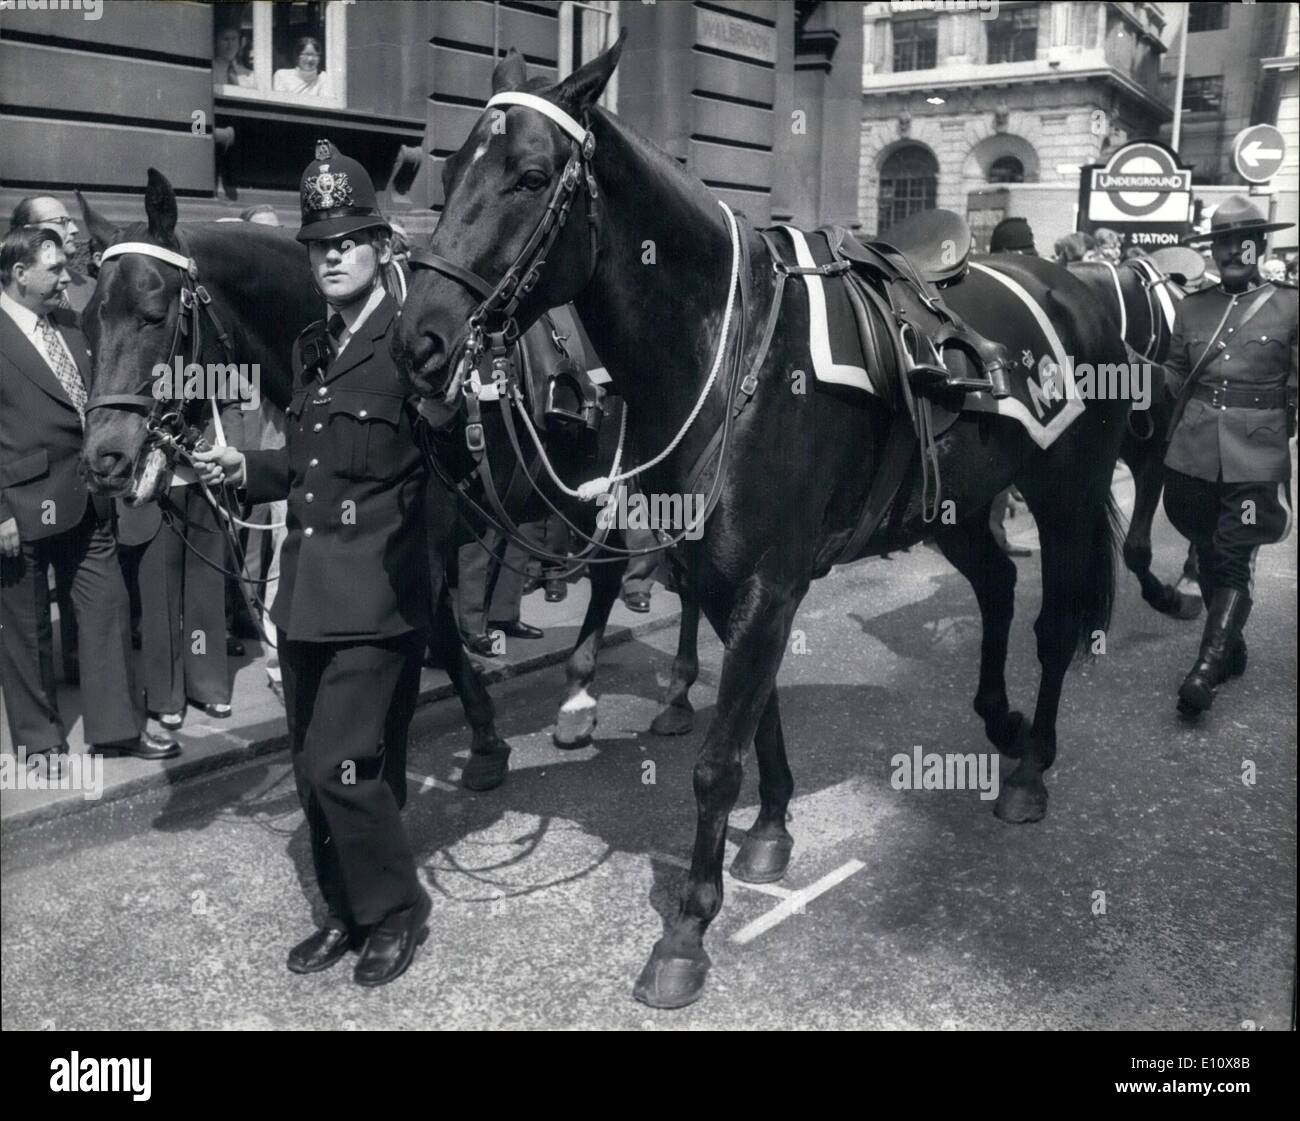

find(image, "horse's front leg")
[634,576,797,1009]
[1124,453,1201,620]
[431,588,511,791]
[554,552,626,748]
[649,583,700,736]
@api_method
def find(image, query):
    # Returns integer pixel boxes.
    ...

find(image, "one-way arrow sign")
[1233,124,1286,184]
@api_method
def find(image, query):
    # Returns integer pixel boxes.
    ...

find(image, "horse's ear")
[491,48,528,93]
[144,168,178,245]
[76,190,120,252]
[553,28,626,114]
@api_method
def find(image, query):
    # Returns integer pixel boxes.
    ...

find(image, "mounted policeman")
[1159,195,1297,716]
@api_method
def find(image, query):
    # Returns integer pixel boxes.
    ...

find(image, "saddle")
[763,209,1010,564]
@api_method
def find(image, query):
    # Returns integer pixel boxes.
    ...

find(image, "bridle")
[405,91,768,567]
[86,237,238,459]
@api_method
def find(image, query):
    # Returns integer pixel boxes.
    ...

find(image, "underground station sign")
[1077,140,1194,249]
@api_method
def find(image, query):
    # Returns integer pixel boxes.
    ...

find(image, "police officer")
[1160,195,1297,716]
[194,141,431,986]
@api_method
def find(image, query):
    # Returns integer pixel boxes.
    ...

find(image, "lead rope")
[502,199,742,503]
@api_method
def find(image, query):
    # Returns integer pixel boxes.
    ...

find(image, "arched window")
[988,155,1025,183]
[879,145,938,228]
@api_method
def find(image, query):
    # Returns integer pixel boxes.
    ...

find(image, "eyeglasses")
[25,217,76,229]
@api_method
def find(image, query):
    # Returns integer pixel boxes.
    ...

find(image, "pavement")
[0,580,682,832]
[2,465,1294,1029]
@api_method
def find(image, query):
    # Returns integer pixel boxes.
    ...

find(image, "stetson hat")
[296,139,390,244]
[1183,194,1293,245]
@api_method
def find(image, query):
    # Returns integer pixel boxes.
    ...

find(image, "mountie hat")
[1183,194,1294,245]
[989,216,1037,254]
[296,138,391,244]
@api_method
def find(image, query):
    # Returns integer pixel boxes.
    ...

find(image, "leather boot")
[1178,589,1251,714]
[1197,573,1246,678]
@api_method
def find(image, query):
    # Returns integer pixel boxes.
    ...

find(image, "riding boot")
[1178,589,1251,714]
[1196,571,1246,677]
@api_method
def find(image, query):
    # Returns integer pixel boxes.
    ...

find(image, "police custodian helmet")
[295,138,391,244]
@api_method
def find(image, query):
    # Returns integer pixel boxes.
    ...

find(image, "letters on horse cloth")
[766,229,1087,451]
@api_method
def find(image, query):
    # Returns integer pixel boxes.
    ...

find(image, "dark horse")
[76,171,509,783]
[393,38,1129,1007]
[1068,253,1203,620]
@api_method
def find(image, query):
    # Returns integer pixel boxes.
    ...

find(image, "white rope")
[511,383,626,499]
[1101,259,1127,342]
[502,199,741,502]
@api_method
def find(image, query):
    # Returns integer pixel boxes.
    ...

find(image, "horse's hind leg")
[729,687,794,883]
[554,551,626,748]
[649,584,700,736]
[934,507,1029,756]
[431,587,511,791]
[634,576,800,1009]
[997,476,1118,824]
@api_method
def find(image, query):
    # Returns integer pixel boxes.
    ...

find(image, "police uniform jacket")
[1163,280,1298,484]
[242,293,430,641]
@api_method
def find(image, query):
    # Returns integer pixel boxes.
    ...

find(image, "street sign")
[1232,124,1285,184]
[1077,140,1194,250]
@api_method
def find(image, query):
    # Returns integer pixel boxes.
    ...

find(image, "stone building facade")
[858,1,1171,252]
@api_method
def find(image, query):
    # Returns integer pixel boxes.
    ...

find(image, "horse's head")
[81,170,206,501]
[393,32,625,403]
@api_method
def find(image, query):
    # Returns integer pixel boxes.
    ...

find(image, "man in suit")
[1160,196,1298,715]
[1,227,178,771]
[194,141,431,987]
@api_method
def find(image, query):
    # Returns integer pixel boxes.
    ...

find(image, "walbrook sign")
[1077,140,1194,250]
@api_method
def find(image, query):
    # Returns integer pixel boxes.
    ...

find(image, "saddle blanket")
[769,226,1086,450]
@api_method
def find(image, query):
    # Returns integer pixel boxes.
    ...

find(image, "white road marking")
[729,859,866,945]
[406,770,457,794]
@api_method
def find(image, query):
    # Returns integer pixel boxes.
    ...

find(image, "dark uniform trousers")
[242,293,430,931]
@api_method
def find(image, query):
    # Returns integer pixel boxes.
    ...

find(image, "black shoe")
[623,591,651,613]
[489,620,543,640]
[466,633,500,657]
[354,890,432,988]
[545,579,568,603]
[1178,589,1251,715]
[192,701,232,718]
[287,926,355,974]
[94,731,181,760]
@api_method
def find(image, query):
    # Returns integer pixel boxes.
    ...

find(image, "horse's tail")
[1078,489,1125,656]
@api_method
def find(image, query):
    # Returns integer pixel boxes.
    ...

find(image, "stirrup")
[907,357,1010,400]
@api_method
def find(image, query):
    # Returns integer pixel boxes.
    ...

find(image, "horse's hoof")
[632,941,711,1010]
[1177,678,1214,715]
[730,832,793,884]
[994,779,1048,824]
[554,700,597,749]
[1171,591,1203,620]
[649,703,694,737]
[986,710,1029,757]
[462,745,510,792]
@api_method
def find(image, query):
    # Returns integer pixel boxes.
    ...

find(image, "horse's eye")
[515,170,548,193]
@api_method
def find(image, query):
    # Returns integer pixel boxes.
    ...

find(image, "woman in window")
[274,36,332,97]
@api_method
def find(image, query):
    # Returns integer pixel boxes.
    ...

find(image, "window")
[558,1,619,112]
[892,17,937,73]
[986,6,1038,64]
[879,146,938,230]
[1182,75,1223,114]
[1188,4,1228,34]
[988,156,1025,184]
[211,1,347,108]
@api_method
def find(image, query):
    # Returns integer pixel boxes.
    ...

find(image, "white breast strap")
[1101,260,1127,342]
[486,92,591,147]
[99,241,196,275]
